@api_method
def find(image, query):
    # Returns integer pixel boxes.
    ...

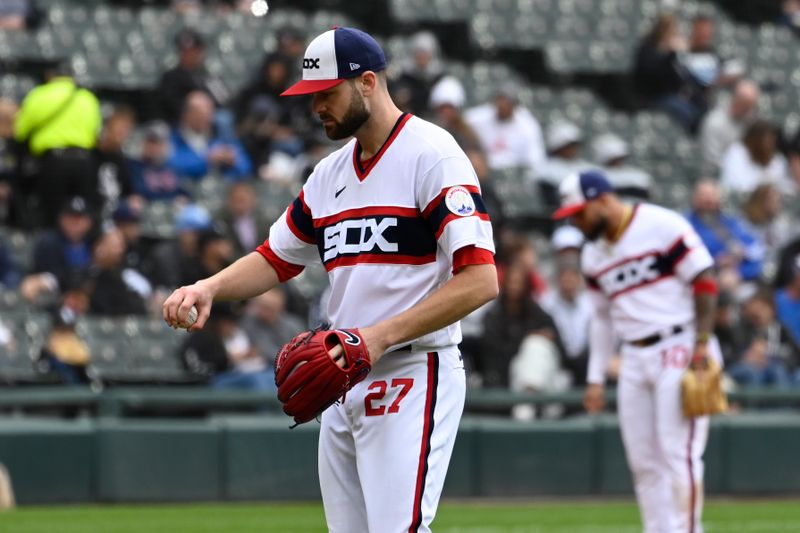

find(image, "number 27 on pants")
[364,378,414,416]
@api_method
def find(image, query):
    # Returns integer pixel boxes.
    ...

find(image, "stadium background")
[2,0,800,530]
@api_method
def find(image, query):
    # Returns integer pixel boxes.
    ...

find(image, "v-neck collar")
[352,113,412,181]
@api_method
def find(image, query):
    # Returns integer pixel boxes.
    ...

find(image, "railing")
[0,386,798,418]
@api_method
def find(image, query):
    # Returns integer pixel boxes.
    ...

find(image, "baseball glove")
[681,356,728,418]
[275,328,372,425]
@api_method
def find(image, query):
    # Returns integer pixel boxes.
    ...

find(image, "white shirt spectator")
[720,142,793,195]
[464,103,546,173]
[540,289,593,360]
[700,103,745,171]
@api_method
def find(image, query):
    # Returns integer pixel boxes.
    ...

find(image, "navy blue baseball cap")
[281,27,387,96]
[552,170,614,219]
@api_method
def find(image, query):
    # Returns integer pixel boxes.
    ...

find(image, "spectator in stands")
[699,79,760,172]
[92,106,136,221]
[537,121,592,206]
[181,227,234,284]
[169,91,252,182]
[391,31,444,116]
[681,15,743,92]
[145,203,211,290]
[86,227,149,316]
[540,257,592,386]
[776,255,800,355]
[111,200,149,274]
[240,287,306,368]
[687,179,764,289]
[713,289,742,367]
[727,289,795,387]
[429,76,481,153]
[0,0,42,30]
[549,224,584,266]
[428,76,505,231]
[0,98,18,224]
[157,28,231,124]
[14,63,102,227]
[591,133,652,200]
[41,308,90,384]
[216,182,271,259]
[741,184,796,271]
[632,13,705,132]
[495,233,548,300]
[464,82,546,175]
[276,26,306,67]
[21,196,95,304]
[720,119,794,197]
[478,262,564,389]
[129,121,189,202]
[0,239,21,289]
[780,120,800,192]
[233,53,306,172]
[780,0,800,36]
[179,301,274,391]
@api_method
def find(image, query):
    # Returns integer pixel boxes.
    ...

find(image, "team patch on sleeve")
[423,185,490,238]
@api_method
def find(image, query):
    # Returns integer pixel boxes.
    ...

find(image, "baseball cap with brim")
[552,170,613,220]
[281,27,387,96]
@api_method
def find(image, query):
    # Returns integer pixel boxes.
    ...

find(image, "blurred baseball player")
[553,170,720,533]
[163,27,497,532]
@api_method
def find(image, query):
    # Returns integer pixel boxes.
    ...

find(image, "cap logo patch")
[303,58,320,69]
[445,186,476,217]
[349,62,360,70]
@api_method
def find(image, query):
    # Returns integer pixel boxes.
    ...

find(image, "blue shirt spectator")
[775,255,800,346]
[0,239,21,288]
[129,121,189,201]
[168,91,252,182]
[686,180,764,281]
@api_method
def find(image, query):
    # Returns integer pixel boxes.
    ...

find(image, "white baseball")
[181,305,198,329]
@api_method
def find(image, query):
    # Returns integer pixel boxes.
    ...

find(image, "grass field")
[4,499,800,533]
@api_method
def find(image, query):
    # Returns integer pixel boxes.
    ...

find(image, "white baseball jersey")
[582,203,714,342]
[582,202,718,533]
[258,113,495,347]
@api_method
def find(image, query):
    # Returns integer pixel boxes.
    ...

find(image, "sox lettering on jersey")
[596,255,660,295]
[587,237,690,299]
[323,218,399,261]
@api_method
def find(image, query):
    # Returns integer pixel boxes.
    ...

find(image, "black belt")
[627,325,684,348]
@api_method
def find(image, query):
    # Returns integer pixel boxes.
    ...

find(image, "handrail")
[0,386,797,416]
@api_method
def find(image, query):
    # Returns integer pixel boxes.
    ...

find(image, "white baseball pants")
[618,328,722,533]
[319,347,465,533]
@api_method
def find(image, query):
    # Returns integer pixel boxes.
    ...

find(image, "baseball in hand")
[180,305,198,329]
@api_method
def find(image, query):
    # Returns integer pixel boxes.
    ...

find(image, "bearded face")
[316,80,371,141]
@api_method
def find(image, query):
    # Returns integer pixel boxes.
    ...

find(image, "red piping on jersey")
[409,352,438,533]
[352,113,412,181]
[255,240,304,282]
[435,212,491,239]
[687,418,696,533]
[313,205,420,228]
[422,185,481,218]
[323,253,436,272]
[285,190,315,244]
[588,233,693,279]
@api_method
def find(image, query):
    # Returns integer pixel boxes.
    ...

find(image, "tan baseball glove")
[681,356,728,418]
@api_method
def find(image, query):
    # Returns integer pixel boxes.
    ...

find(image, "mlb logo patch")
[445,186,476,217]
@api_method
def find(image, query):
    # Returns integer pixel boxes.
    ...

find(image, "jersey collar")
[352,113,412,181]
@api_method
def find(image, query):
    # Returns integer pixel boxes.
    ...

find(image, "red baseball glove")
[275,328,372,425]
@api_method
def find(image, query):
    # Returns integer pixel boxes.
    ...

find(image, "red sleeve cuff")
[452,245,495,274]
[255,240,304,282]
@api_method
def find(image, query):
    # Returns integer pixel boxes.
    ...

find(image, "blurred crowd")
[1,2,800,413]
